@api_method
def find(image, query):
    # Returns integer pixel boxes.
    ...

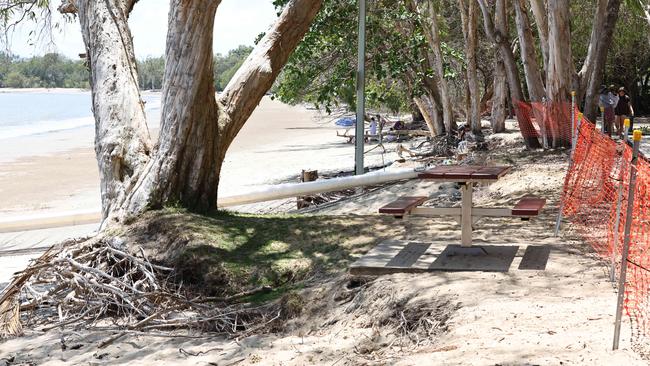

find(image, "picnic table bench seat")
[378,196,428,218]
[512,196,546,219]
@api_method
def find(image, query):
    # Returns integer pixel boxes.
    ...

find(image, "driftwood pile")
[0,235,277,339]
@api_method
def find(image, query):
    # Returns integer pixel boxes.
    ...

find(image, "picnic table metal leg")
[461,183,473,247]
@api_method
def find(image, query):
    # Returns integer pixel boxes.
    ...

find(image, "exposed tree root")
[0,235,277,338]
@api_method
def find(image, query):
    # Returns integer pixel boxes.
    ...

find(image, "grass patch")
[121,208,395,300]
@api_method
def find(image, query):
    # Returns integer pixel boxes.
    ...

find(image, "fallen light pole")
[355,0,367,176]
[217,167,418,208]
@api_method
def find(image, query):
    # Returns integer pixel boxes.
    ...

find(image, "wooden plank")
[418,165,512,181]
[512,196,546,216]
[518,245,551,270]
[442,166,479,180]
[471,166,512,180]
[378,196,428,215]
[417,165,456,179]
[349,240,436,275]
[386,242,431,268]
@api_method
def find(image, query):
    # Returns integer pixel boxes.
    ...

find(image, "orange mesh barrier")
[515,101,579,148]
[559,116,650,349]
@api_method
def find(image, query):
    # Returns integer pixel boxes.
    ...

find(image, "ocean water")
[0,91,161,140]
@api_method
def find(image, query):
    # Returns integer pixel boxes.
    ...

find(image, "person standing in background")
[599,85,618,136]
[615,87,634,137]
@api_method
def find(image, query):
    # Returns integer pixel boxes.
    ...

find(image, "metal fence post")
[571,91,576,149]
[610,118,631,282]
[613,129,642,350]
[554,110,583,236]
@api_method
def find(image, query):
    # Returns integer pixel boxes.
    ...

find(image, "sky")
[5,0,279,59]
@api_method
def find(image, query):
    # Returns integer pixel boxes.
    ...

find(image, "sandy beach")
[0,90,398,221]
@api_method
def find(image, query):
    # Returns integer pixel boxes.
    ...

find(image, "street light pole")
[355,0,366,175]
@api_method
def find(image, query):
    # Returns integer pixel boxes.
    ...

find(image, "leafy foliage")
[0,45,254,91]
[275,0,448,114]
[0,52,88,88]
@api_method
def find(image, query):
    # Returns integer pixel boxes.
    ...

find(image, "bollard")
[610,118,631,282]
[613,129,642,350]
[555,112,584,236]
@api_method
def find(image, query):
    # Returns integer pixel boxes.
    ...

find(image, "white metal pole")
[613,129,642,350]
[355,0,366,176]
[217,168,418,208]
[610,118,631,282]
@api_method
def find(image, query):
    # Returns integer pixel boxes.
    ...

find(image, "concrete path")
[0,224,98,290]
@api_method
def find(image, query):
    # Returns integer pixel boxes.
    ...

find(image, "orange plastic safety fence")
[559,116,650,349]
[515,101,579,148]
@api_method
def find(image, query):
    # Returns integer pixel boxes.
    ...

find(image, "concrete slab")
[518,245,551,270]
[350,240,546,275]
[429,244,519,272]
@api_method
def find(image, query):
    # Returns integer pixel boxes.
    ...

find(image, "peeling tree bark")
[414,95,444,137]
[220,0,323,145]
[125,0,223,216]
[491,0,507,133]
[477,0,541,148]
[546,0,574,103]
[76,0,152,223]
[67,0,323,224]
[410,0,455,133]
[514,0,545,102]
[528,0,548,74]
[126,0,323,218]
[578,0,608,99]
[459,0,481,134]
[582,0,621,121]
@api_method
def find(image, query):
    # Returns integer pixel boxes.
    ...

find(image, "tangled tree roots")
[0,235,278,338]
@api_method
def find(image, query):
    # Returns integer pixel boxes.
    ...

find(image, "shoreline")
[0,94,399,220]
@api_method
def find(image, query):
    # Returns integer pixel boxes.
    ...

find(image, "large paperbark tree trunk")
[514,0,545,102]
[459,0,481,134]
[529,0,549,74]
[412,0,454,133]
[414,94,444,137]
[546,0,573,103]
[477,0,541,148]
[69,0,323,225]
[581,0,621,122]
[490,0,507,133]
[76,0,153,221]
[546,0,575,147]
[125,0,224,216]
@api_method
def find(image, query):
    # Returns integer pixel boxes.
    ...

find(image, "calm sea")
[0,91,161,140]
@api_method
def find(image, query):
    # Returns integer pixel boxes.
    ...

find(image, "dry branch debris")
[0,235,277,338]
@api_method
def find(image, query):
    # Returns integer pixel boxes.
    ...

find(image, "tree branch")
[219,0,323,145]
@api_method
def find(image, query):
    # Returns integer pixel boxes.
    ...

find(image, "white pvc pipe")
[217,167,419,208]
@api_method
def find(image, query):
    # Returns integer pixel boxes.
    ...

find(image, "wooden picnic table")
[417,165,511,247]
[379,165,545,248]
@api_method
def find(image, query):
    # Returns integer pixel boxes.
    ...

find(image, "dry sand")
[1,128,647,365]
